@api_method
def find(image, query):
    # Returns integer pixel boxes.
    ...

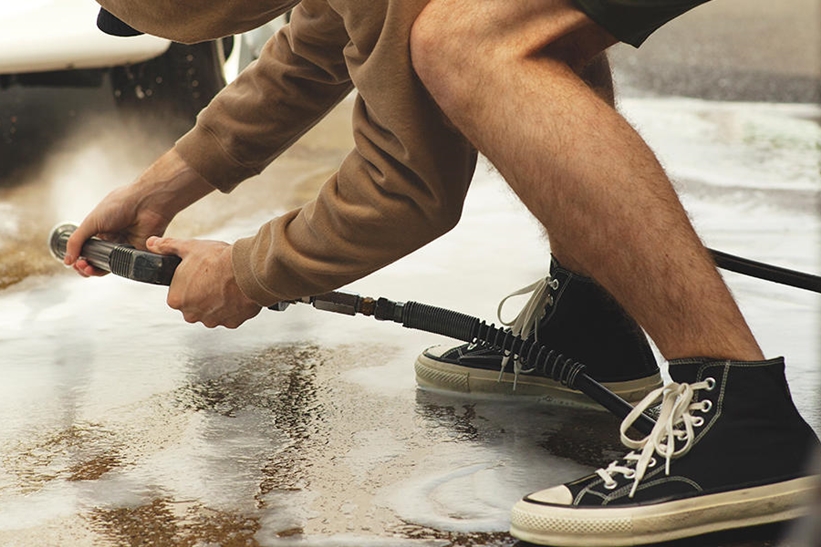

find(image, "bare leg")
[410,0,763,361]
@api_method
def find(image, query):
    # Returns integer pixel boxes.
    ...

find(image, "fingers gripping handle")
[49,223,181,286]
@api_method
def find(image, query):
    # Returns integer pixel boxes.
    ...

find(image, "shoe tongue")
[548,255,567,281]
[667,358,711,384]
[549,255,582,283]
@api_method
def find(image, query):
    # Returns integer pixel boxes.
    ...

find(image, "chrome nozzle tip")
[48,222,78,262]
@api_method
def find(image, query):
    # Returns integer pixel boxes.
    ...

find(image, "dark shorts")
[571,0,711,47]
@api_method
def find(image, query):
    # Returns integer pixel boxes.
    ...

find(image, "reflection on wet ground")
[0,325,815,547]
[83,344,325,547]
[1,340,802,546]
[89,498,261,547]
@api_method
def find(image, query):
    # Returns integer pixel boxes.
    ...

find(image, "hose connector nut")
[311,291,360,316]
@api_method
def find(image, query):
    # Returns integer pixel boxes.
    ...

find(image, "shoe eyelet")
[549,279,560,290]
[624,471,636,479]
[700,399,713,413]
[604,481,618,490]
[649,458,657,468]
[692,416,705,427]
[704,377,716,391]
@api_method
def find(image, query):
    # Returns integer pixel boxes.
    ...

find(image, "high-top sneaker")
[415,256,662,405]
[509,357,821,546]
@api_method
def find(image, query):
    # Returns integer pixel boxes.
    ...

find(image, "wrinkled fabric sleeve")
[174,1,354,191]
[229,2,478,306]
[108,0,478,306]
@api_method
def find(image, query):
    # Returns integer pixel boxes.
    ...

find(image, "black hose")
[710,248,821,294]
[401,300,479,342]
[390,299,656,435]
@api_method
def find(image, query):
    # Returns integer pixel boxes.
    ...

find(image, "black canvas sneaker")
[509,357,821,546]
[415,256,662,405]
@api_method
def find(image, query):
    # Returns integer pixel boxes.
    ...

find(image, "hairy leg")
[410,0,763,361]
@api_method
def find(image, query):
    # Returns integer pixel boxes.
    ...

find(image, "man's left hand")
[146,237,262,328]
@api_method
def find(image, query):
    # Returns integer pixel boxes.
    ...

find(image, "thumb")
[146,236,186,257]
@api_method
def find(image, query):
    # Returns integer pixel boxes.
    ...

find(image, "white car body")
[0,0,170,75]
[0,0,287,150]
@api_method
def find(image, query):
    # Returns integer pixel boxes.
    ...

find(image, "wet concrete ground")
[608,0,821,103]
[1,3,820,546]
[1,93,819,546]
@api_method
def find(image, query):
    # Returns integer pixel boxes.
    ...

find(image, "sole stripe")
[509,476,818,546]
[415,354,662,406]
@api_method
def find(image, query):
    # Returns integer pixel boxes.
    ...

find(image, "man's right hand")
[64,148,215,277]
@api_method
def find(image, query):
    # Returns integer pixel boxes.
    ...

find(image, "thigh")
[572,0,711,47]
[419,0,623,64]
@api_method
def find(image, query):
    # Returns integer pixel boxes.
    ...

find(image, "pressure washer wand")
[49,223,180,285]
[47,223,655,434]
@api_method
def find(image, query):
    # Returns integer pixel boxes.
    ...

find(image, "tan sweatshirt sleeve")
[174,1,355,191]
[230,2,478,306]
[103,0,477,306]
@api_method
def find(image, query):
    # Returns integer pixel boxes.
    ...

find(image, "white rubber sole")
[415,350,663,407]
[509,476,819,546]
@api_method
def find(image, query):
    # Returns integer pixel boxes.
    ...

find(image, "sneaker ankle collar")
[668,356,785,367]
[549,255,598,286]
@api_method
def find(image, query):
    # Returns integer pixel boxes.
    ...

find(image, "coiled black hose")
[380,298,656,435]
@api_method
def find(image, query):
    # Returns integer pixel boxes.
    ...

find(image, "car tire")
[110,40,227,137]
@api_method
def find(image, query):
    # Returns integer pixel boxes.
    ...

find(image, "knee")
[409,1,459,94]
[409,0,497,111]
[410,0,614,112]
[411,1,579,90]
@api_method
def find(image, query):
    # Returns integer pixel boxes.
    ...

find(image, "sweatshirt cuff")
[175,123,261,193]
[232,235,286,307]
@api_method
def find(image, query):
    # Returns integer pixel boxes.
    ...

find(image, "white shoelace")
[495,276,560,387]
[596,378,716,497]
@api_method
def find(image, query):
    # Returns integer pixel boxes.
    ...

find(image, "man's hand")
[65,149,214,277]
[64,147,260,328]
[146,237,262,328]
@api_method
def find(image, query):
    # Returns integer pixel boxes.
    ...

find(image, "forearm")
[134,149,216,220]
[230,173,465,305]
